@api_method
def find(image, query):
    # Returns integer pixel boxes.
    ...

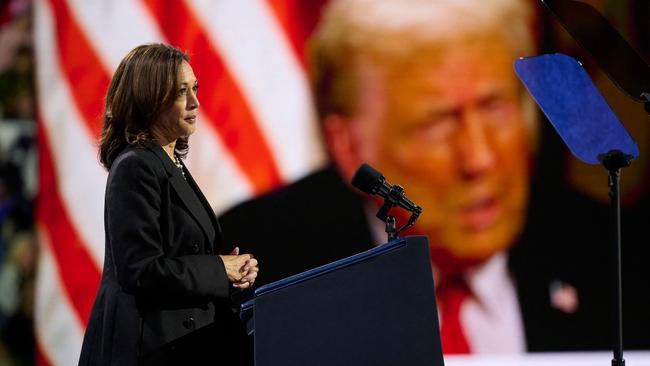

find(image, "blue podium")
[241,236,444,366]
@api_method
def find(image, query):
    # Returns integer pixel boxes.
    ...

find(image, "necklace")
[173,155,186,179]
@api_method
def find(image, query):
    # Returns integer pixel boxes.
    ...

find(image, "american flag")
[34,1,327,364]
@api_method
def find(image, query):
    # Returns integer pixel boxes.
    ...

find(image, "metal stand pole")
[385,216,398,242]
[599,150,632,366]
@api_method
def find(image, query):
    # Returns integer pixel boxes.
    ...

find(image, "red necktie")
[437,275,471,354]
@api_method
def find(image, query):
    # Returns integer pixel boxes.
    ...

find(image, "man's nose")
[456,112,496,179]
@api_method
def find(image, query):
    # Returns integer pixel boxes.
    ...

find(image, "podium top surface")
[253,237,407,298]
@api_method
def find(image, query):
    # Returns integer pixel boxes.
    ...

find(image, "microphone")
[351,163,422,216]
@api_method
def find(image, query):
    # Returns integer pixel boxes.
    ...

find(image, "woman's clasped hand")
[220,247,259,289]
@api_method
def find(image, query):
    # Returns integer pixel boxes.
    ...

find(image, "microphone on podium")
[351,163,422,216]
[351,163,422,241]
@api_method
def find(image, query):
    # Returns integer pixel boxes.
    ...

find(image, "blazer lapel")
[145,141,216,245]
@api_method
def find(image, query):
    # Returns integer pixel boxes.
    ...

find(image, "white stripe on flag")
[35,0,106,269]
[187,0,326,183]
[34,226,85,366]
[64,0,165,70]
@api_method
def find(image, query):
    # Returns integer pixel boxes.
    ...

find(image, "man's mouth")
[458,196,500,231]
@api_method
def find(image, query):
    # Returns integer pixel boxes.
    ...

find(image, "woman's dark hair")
[98,43,190,170]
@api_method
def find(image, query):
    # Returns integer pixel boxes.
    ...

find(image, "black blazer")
[79,140,248,366]
[219,165,650,352]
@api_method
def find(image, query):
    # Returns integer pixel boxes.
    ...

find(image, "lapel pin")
[549,280,579,314]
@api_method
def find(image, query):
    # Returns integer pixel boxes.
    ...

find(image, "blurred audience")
[0,0,33,121]
[0,44,34,120]
[0,1,35,365]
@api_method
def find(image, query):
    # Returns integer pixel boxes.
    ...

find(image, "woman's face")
[156,61,200,140]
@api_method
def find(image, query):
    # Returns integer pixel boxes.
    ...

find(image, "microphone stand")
[377,192,399,242]
[385,216,398,242]
[598,149,632,366]
[375,184,421,242]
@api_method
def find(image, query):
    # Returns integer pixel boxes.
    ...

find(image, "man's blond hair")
[309,0,535,123]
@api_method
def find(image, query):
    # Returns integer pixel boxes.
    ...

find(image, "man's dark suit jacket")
[220,165,650,352]
[79,141,249,366]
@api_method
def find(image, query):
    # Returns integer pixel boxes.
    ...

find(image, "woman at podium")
[78,43,258,366]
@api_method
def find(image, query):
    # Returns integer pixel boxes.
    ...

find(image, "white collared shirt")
[461,253,526,353]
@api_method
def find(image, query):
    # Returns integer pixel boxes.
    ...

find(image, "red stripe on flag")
[36,118,102,326]
[265,0,329,67]
[48,0,109,139]
[142,0,283,194]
